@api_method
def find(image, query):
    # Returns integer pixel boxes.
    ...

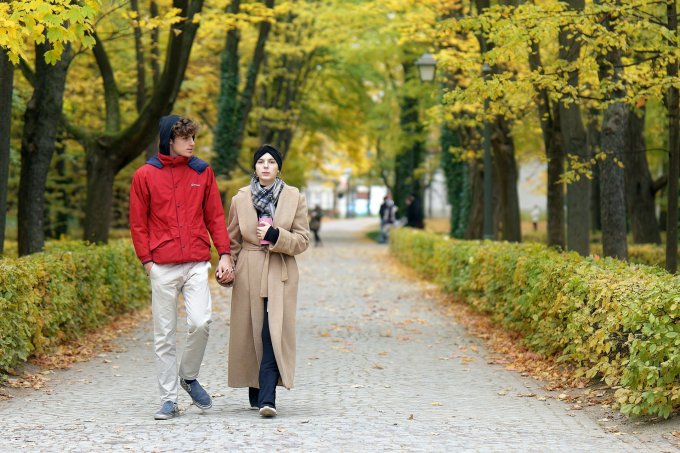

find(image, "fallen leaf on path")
[408,414,414,420]
[431,402,443,406]
[372,363,384,370]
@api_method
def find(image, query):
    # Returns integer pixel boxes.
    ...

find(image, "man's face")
[169,135,195,158]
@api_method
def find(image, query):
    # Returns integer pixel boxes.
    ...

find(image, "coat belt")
[241,242,289,297]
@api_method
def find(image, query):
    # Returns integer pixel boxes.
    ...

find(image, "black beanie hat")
[253,144,283,171]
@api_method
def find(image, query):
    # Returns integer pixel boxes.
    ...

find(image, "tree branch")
[91,32,121,132]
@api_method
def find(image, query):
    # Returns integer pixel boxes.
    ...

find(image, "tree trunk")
[557,0,590,255]
[441,124,470,238]
[84,149,117,243]
[599,101,629,259]
[465,157,484,239]
[624,107,661,244]
[666,0,679,273]
[597,5,628,260]
[18,43,72,256]
[492,117,521,242]
[0,47,13,254]
[587,110,602,233]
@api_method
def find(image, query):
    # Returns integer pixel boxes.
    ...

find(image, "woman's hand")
[216,255,235,285]
[256,222,271,241]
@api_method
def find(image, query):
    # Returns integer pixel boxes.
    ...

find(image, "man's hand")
[144,262,154,276]
[216,254,235,285]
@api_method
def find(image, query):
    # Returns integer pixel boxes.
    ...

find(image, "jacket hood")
[158,115,181,155]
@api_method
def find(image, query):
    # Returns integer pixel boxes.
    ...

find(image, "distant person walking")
[129,115,235,420]
[309,205,323,247]
[379,193,397,243]
[227,144,310,418]
[531,205,540,232]
[405,193,424,229]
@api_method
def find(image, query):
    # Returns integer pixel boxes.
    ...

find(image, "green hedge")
[0,240,148,372]
[390,228,680,418]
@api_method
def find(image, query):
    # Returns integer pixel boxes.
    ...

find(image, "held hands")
[215,254,235,286]
[256,222,271,242]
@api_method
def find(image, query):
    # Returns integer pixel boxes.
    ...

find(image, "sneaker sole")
[193,400,213,410]
[259,406,277,417]
[154,412,179,420]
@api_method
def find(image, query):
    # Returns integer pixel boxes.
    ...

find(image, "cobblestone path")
[0,219,675,452]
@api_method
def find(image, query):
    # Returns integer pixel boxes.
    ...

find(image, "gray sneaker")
[154,401,179,420]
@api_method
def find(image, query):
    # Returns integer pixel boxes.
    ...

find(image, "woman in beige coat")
[227,144,309,417]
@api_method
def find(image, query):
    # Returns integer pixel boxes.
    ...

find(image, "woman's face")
[255,152,279,185]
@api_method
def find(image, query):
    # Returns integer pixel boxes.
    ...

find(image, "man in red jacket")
[130,115,234,420]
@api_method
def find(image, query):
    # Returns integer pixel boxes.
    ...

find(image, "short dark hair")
[171,117,199,140]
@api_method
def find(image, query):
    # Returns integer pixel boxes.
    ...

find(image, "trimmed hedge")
[0,240,148,372]
[390,228,680,418]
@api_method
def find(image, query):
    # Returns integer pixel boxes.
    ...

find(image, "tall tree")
[18,43,72,255]
[558,0,589,255]
[441,125,470,238]
[64,0,206,243]
[666,0,679,272]
[214,0,276,178]
[0,46,12,254]
[597,2,628,260]
[492,116,522,241]
[394,64,426,216]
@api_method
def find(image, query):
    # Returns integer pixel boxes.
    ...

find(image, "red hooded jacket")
[129,153,230,265]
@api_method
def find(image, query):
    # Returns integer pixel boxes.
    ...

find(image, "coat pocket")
[191,226,211,251]
[150,230,174,251]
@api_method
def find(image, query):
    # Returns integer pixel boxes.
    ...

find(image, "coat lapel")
[273,186,296,230]
[238,187,259,237]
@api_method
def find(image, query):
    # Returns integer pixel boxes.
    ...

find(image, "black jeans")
[249,298,280,408]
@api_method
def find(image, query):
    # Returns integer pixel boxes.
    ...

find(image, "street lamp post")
[482,62,494,240]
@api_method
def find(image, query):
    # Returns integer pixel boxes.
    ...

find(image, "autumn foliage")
[391,228,680,418]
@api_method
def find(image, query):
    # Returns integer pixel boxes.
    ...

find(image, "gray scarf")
[250,176,285,218]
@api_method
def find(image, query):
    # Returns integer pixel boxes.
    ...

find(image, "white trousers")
[149,261,212,403]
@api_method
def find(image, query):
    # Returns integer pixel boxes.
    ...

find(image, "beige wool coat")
[227,184,309,390]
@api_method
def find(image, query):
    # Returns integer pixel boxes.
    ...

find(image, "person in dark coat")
[309,205,323,246]
[405,194,424,229]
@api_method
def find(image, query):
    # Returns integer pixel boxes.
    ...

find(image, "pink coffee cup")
[258,216,273,244]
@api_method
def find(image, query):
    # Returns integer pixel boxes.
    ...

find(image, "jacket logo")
[191,183,201,187]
